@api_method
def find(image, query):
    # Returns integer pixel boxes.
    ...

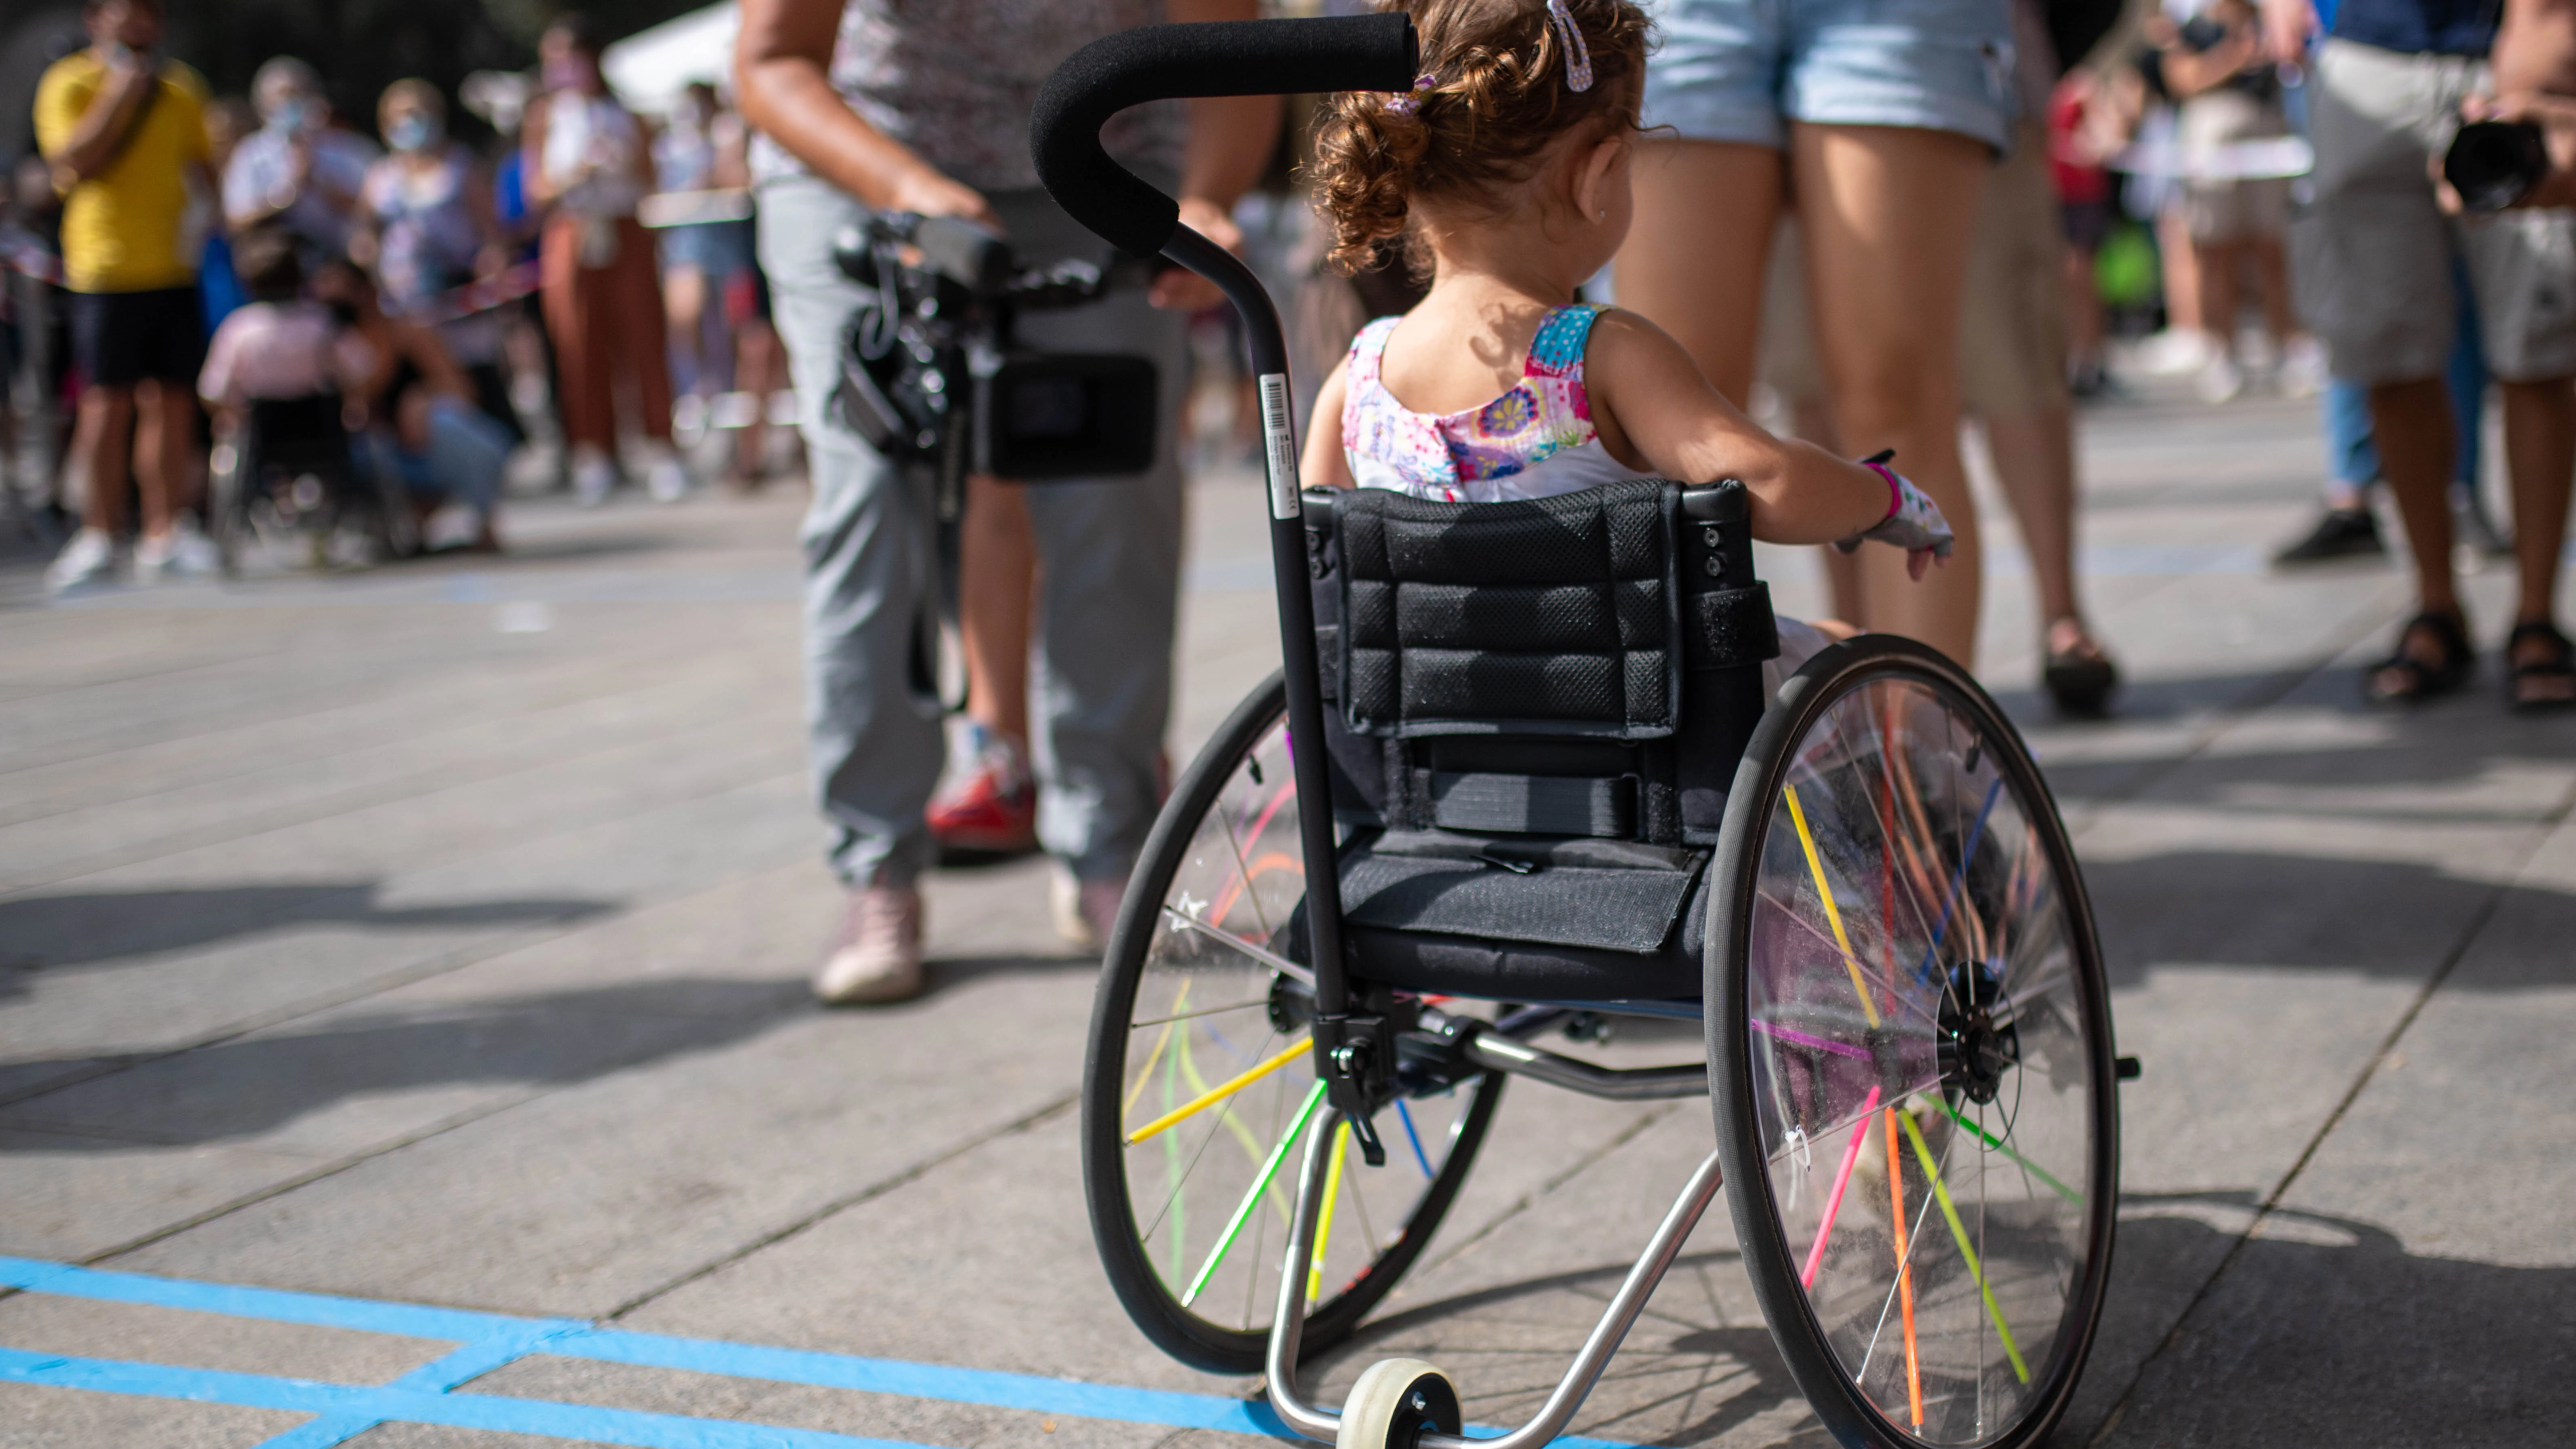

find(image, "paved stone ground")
[2,388,2571,1448]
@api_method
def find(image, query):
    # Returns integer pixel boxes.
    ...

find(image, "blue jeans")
[363,397,510,517]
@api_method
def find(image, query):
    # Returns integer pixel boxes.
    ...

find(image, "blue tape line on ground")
[0,1348,939,1449]
[0,1256,576,1343]
[3,1258,1649,1449]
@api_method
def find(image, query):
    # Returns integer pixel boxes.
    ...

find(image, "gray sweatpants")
[757,174,1188,888]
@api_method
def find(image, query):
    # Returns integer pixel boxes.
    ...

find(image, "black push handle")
[1030,13,1418,258]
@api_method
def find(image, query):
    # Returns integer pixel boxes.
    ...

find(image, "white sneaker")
[814,885,925,1004]
[44,527,118,594]
[134,516,220,583]
[641,443,690,503]
[2195,354,2245,405]
[1050,863,1128,955]
[2279,335,2328,399]
[2135,328,2218,377]
[570,444,617,507]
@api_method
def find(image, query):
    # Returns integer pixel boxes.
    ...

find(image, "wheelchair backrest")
[1307,479,1779,851]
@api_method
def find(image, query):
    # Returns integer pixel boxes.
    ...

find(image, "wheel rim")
[1099,691,1496,1356]
[1739,666,2107,1446]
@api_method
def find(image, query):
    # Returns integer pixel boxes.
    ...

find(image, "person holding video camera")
[737,0,1277,1005]
[2265,0,2576,710]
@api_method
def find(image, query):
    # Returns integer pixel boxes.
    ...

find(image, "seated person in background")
[1298,0,1953,679]
[198,227,372,422]
[312,258,513,553]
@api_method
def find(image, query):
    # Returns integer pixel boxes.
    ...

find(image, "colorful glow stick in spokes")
[1915,776,2004,987]
[1307,1119,1352,1300]
[1784,783,1882,1031]
[1942,1100,2083,1205]
[1395,1098,1434,1179]
[1886,1107,1923,1427]
[1800,1085,1882,1288]
[1897,1107,2031,1383]
[1123,980,1195,1118]
[1180,1080,1327,1307]
[1126,1037,1311,1145]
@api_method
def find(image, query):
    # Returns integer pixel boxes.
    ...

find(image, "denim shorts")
[1640,0,2017,151]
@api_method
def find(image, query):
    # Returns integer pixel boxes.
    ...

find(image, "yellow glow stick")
[1126,1037,1311,1145]
[1785,784,1882,1031]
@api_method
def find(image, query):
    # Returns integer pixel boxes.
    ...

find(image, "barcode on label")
[1259,373,1300,519]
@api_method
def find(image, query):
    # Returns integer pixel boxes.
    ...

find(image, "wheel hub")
[1938,961,2020,1105]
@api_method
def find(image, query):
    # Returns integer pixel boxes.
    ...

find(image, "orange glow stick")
[1887,1106,1923,1428]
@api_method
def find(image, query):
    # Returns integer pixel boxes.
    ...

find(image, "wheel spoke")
[1783,782,1885,1031]
[1395,1098,1435,1179]
[1897,1107,2031,1384]
[1128,1036,1312,1145]
[1181,1080,1326,1307]
[1941,1098,2083,1206]
[1160,906,1314,984]
[1799,1084,1881,1288]
[1307,1118,1352,1299]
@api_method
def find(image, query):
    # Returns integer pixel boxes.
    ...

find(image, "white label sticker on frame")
[1259,373,1301,520]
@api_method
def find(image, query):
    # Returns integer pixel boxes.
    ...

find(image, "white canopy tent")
[601,2,741,117]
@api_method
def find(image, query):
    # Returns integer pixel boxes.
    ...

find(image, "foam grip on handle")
[1032,13,1418,258]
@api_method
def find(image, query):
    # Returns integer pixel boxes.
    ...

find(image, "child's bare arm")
[1300,358,1355,490]
[1585,310,1891,544]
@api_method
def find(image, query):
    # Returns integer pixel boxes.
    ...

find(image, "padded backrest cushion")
[1337,480,1680,739]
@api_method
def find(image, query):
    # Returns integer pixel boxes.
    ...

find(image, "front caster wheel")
[1336,1358,1461,1449]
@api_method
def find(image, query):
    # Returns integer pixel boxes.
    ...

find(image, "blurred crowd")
[2,0,795,590]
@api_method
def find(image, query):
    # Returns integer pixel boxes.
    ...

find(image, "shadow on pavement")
[0,978,800,1147]
[2092,1196,2576,1447]
[0,882,614,974]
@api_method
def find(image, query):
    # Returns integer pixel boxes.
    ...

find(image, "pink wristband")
[1863,461,1901,522]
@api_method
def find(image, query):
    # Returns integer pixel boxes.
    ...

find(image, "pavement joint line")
[598,1088,1083,1321]
[0,1258,1651,1449]
[2079,770,2576,1449]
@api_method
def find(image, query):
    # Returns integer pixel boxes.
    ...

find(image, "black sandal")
[2505,620,2576,713]
[2363,610,2474,705]
[2043,631,2120,718]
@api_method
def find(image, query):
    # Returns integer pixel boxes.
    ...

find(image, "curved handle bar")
[1030,13,1418,258]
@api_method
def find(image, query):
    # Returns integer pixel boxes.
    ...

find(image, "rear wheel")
[1709,636,2118,1449]
[1082,672,1503,1374]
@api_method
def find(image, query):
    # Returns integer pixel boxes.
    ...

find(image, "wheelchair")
[208,395,419,574]
[1035,16,2124,1448]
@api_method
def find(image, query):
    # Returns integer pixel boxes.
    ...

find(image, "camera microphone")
[2445,120,2547,213]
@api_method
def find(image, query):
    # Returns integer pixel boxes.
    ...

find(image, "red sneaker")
[928,732,1038,858]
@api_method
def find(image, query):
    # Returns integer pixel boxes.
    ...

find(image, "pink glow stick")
[1799,1085,1883,1289]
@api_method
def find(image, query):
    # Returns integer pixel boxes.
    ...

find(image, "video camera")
[831,212,1162,503]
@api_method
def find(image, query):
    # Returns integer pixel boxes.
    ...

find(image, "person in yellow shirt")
[33,0,221,592]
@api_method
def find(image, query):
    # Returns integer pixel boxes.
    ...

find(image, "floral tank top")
[1341,304,1656,503]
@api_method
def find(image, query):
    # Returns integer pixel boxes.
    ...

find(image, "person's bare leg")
[2065,245,2105,373]
[2250,236,2296,345]
[133,380,192,537]
[665,264,708,395]
[2195,238,2243,361]
[73,385,134,535]
[2157,207,2202,335]
[1983,404,2109,659]
[1615,138,1785,403]
[960,471,1036,746]
[2500,377,2576,702]
[731,319,781,486]
[2365,377,2467,695]
[1795,122,1988,665]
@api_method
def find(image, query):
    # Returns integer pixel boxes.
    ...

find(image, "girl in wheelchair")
[1299,0,1953,682]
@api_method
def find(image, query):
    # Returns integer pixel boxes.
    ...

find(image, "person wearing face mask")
[523,13,689,506]
[354,80,519,443]
[222,56,379,261]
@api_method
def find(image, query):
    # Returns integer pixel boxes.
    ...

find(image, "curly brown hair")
[1309,0,1653,276]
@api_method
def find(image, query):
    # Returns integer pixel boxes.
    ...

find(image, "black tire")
[1707,636,2119,1449]
[1083,670,1504,1375]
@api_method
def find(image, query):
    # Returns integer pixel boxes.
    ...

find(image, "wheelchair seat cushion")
[1337,478,1682,740]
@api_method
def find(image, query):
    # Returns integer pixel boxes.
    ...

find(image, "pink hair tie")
[1545,0,1595,93]
[1383,72,1435,115]
[1863,460,1902,521]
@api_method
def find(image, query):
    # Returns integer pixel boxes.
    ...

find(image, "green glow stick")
[1180,1080,1327,1307]
[1942,1100,2083,1206]
[1897,1107,2030,1384]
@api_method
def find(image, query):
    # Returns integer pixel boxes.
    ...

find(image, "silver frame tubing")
[1264,1107,1726,1449]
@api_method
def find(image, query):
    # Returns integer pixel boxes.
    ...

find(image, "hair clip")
[1545,0,1595,93]
[1383,72,1435,115]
